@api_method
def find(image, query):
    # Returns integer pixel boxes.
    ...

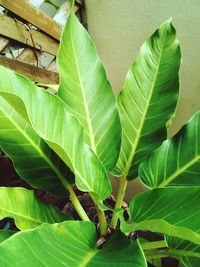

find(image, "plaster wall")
[85,0,200,200]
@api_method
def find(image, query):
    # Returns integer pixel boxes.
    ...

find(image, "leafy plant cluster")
[0,1,199,266]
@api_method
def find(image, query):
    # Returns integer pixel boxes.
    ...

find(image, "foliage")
[0,1,199,266]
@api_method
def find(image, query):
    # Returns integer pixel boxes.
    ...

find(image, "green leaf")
[0,230,15,243]
[166,236,200,267]
[57,10,121,172]
[113,19,181,179]
[0,221,147,267]
[0,96,72,197]
[0,66,111,202]
[44,0,60,9]
[0,187,68,230]
[118,188,200,245]
[180,256,200,267]
[139,112,200,188]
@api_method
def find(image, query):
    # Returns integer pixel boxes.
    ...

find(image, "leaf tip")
[167,17,173,24]
[160,18,174,29]
[69,0,75,9]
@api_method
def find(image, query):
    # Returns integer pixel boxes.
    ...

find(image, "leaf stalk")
[90,194,107,236]
[65,182,90,221]
[141,240,167,250]
[110,176,128,229]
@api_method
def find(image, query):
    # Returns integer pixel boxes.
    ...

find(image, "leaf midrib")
[69,16,96,153]
[129,219,200,245]
[61,227,100,266]
[0,103,67,188]
[77,250,99,267]
[158,155,200,187]
[169,248,200,259]
[122,30,168,177]
[0,206,44,225]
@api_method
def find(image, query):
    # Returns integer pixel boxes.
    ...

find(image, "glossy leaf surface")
[119,188,200,245]
[0,96,71,196]
[0,66,111,202]
[0,221,147,267]
[113,20,181,179]
[139,112,200,188]
[58,9,121,171]
[166,236,200,267]
[0,230,15,243]
[0,187,68,230]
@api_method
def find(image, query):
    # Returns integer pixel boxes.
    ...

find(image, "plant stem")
[111,176,128,229]
[65,182,90,221]
[145,251,168,259]
[142,243,169,260]
[140,240,167,250]
[90,194,107,236]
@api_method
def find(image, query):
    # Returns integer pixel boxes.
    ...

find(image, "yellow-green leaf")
[0,187,68,230]
[0,66,111,202]
[57,9,121,172]
[0,221,147,266]
[139,112,200,188]
[0,96,72,196]
[113,20,181,179]
[119,188,200,245]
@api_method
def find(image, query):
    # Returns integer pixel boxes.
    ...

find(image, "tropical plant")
[0,1,199,266]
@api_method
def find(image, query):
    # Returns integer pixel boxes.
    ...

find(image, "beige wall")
[85,0,200,200]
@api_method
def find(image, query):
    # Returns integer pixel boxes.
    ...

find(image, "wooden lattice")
[0,0,84,84]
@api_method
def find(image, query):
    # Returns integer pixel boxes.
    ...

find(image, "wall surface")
[85,0,200,200]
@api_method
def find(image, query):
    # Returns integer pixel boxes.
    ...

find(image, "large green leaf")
[0,221,147,267]
[118,188,200,245]
[0,96,72,197]
[139,112,200,188]
[0,230,15,243]
[0,187,68,230]
[0,66,111,202]
[57,9,121,172]
[166,236,200,267]
[113,19,181,179]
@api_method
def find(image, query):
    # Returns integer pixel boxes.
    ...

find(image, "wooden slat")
[16,0,45,64]
[0,14,59,55]
[0,0,62,40]
[17,48,41,65]
[0,0,46,63]
[0,37,9,52]
[17,0,58,67]
[0,56,59,83]
[48,59,57,73]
